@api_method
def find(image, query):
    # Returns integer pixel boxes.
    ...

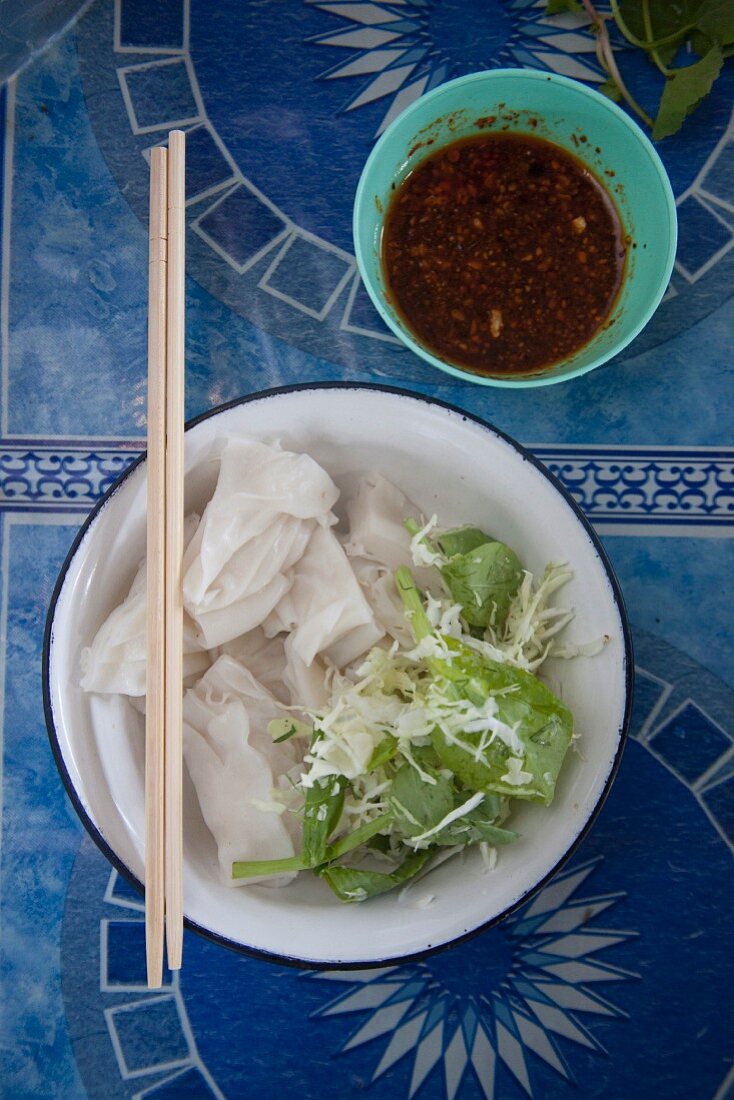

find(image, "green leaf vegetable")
[441,541,523,631]
[232,813,391,881]
[652,44,723,139]
[406,519,523,632]
[233,518,588,902]
[302,769,348,867]
[545,0,733,139]
[319,852,432,903]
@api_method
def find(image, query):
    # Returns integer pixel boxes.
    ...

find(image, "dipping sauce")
[382,132,626,376]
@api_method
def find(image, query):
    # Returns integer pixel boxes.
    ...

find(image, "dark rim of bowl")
[42,381,634,971]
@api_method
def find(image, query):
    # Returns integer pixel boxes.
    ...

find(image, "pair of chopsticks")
[145,131,185,988]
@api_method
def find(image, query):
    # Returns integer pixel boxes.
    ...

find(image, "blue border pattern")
[0,442,140,512]
[536,446,734,532]
[2,440,732,533]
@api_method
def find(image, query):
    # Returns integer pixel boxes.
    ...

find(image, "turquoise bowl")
[353,69,677,388]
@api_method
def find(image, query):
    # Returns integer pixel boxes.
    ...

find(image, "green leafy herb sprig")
[546,0,734,139]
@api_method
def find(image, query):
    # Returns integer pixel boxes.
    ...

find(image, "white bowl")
[43,384,632,968]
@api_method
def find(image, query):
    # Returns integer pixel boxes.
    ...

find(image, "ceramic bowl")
[354,69,677,388]
[44,384,632,967]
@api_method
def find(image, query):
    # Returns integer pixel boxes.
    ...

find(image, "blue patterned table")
[1,3,732,1098]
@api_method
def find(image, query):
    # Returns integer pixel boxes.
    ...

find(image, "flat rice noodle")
[183,655,301,888]
[182,438,339,648]
[264,524,383,668]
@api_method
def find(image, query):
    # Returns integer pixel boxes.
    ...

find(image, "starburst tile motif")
[307,0,607,136]
[308,859,637,1098]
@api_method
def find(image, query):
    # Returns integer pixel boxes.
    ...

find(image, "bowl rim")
[42,381,634,969]
[353,67,678,389]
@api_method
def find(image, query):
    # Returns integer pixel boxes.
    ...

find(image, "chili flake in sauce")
[382,133,626,376]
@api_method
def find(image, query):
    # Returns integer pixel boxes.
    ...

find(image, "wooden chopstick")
[164,129,186,971]
[145,132,186,985]
[145,146,168,989]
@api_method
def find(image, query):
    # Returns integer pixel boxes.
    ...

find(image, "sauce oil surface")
[382,132,627,377]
